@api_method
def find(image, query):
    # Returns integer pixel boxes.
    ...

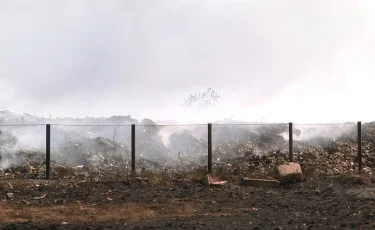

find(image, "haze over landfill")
[0,0,374,124]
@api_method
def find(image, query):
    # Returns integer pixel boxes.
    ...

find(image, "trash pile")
[212,123,375,180]
[0,120,374,181]
[212,124,293,165]
[0,151,46,179]
[50,135,134,180]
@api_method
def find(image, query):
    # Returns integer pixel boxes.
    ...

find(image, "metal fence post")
[289,122,293,162]
[46,124,51,180]
[208,123,212,173]
[131,124,136,175]
[358,121,362,172]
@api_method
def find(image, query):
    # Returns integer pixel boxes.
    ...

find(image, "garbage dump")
[0,113,374,181]
[212,122,374,181]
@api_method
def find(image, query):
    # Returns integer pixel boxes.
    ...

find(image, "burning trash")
[0,112,374,181]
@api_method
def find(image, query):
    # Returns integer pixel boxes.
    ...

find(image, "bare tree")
[183,88,220,109]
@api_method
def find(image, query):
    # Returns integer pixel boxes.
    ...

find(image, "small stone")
[6,193,14,200]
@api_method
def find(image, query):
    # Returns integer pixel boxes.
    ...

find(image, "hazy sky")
[0,0,374,123]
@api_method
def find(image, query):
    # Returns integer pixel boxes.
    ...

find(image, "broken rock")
[276,162,304,183]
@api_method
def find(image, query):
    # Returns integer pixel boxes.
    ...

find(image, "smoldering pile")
[0,122,210,180]
[212,122,375,180]
[0,114,374,181]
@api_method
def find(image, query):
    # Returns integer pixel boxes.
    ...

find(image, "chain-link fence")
[0,122,373,180]
[212,123,290,158]
[135,124,208,174]
[212,123,290,179]
[0,125,46,179]
[292,123,358,176]
[361,122,375,174]
[50,125,132,180]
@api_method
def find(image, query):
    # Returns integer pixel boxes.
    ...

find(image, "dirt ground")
[0,175,375,230]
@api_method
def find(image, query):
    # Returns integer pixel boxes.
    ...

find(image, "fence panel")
[50,125,131,180]
[212,123,289,178]
[135,124,208,174]
[293,123,358,175]
[361,122,375,174]
[0,125,46,179]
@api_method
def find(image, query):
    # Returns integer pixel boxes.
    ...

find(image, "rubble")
[211,122,375,180]
[0,151,45,179]
[0,118,374,181]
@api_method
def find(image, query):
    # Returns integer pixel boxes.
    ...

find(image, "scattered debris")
[21,199,30,205]
[241,178,280,187]
[6,192,14,200]
[0,121,374,181]
[32,194,47,200]
[7,182,13,189]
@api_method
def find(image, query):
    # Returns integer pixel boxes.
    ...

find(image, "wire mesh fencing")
[361,122,375,173]
[293,123,358,175]
[211,123,290,178]
[0,125,46,179]
[212,123,290,158]
[135,124,208,174]
[50,125,132,180]
[0,121,373,181]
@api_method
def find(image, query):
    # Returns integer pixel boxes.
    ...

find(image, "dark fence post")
[131,124,136,175]
[46,124,51,180]
[289,122,293,162]
[358,121,362,172]
[208,123,212,174]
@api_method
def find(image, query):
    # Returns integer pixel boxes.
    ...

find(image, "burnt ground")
[0,175,375,230]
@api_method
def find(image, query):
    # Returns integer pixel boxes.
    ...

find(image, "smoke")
[0,1,373,122]
[0,125,46,170]
[0,110,363,171]
[0,2,373,170]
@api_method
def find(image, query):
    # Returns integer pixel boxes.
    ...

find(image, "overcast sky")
[0,0,374,123]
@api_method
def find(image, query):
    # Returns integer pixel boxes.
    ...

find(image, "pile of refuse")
[0,121,374,180]
[211,123,375,180]
[0,151,46,179]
